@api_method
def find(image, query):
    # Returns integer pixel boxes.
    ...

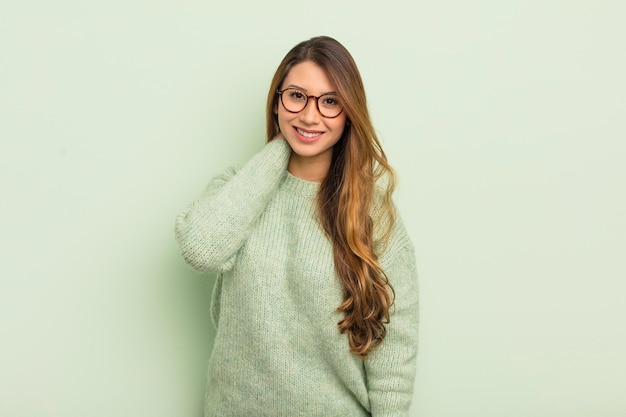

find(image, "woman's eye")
[321,96,339,107]
[288,90,306,101]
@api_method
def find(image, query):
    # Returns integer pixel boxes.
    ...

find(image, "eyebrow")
[285,84,337,96]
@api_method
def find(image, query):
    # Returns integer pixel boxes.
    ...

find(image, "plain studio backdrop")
[1,1,624,416]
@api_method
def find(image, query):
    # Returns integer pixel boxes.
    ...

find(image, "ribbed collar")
[280,171,320,197]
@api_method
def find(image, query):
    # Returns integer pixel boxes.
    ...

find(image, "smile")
[295,127,323,138]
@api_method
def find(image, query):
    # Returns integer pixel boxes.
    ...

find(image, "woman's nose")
[299,98,320,124]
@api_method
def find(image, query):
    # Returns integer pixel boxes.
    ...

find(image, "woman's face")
[276,60,347,177]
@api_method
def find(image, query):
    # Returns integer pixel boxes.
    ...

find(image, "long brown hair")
[266,36,397,358]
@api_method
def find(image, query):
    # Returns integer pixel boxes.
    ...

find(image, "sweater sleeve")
[365,234,419,417]
[175,138,291,273]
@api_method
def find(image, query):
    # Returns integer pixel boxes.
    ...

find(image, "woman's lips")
[294,126,323,143]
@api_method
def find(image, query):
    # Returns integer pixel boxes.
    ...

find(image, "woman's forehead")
[282,61,336,93]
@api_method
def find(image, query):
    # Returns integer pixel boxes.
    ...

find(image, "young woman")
[176,36,419,417]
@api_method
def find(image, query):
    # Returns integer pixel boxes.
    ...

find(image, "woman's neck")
[287,153,331,183]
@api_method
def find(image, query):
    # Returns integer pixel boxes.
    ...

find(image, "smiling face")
[276,60,347,181]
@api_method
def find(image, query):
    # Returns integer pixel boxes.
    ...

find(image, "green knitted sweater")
[175,139,419,417]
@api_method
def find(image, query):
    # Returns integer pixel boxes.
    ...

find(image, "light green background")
[1,1,624,416]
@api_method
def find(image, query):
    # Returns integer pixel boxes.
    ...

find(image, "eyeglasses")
[277,88,344,118]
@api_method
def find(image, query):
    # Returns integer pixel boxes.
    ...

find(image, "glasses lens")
[318,94,342,118]
[281,89,307,113]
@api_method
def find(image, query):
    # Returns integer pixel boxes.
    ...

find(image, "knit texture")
[175,139,419,417]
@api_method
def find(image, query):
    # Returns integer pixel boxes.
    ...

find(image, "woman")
[175,36,419,417]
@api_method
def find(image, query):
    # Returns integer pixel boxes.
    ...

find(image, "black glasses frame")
[276,88,344,119]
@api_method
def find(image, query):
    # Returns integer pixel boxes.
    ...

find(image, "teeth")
[296,128,321,138]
